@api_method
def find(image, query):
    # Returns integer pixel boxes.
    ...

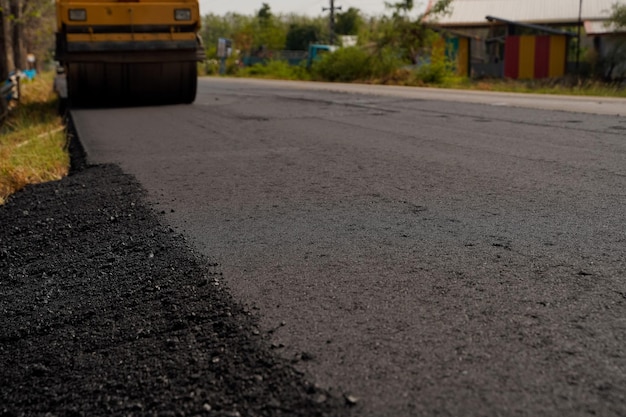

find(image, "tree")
[202,12,254,56]
[1,0,8,126]
[424,0,454,18]
[611,3,626,27]
[377,0,453,64]
[233,25,255,55]
[257,3,272,25]
[285,23,319,50]
[1,1,9,80]
[385,0,414,17]
[10,0,25,70]
[22,0,56,70]
[335,7,362,36]
[600,3,626,79]
[0,0,55,73]
[252,3,285,51]
[284,14,328,45]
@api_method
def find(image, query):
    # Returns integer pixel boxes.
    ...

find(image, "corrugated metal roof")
[428,0,624,27]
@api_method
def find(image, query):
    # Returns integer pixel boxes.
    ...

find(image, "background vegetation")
[1,0,625,87]
[594,2,626,80]
[0,0,56,80]
[201,1,626,87]
[201,0,461,84]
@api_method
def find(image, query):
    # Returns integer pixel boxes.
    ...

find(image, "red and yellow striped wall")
[504,35,567,79]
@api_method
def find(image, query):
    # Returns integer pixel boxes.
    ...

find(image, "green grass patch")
[0,72,69,205]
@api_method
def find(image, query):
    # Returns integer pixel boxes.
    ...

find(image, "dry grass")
[437,76,626,97]
[0,72,69,205]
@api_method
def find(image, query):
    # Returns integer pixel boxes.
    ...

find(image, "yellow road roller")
[55,0,205,105]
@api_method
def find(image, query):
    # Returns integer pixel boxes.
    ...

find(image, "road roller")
[55,0,205,106]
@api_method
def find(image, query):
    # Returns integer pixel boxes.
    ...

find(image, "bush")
[369,46,406,80]
[311,47,372,82]
[412,43,458,85]
[413,61,451,84]
[203,60,220,75]
[310,46,406,83]
[238,60,309,80]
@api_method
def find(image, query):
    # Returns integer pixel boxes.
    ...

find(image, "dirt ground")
[0,140,349,416]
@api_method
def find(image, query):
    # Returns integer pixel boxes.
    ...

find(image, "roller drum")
[67,61,197,106]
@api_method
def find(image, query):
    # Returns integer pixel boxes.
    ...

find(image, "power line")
[323,0,342,44]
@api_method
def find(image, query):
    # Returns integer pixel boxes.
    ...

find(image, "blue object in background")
[23,69,37,80]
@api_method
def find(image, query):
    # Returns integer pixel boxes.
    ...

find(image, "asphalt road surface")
[72,78,626,417]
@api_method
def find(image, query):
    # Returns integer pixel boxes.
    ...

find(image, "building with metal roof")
[427,0,622,27]
[424,0,626,79]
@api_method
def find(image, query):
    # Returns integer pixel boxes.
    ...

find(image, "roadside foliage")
[201,1,626,89]
[202,1,461,85]
[0,73,68,205]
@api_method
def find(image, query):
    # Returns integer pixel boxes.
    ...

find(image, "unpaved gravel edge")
[0,120,349,417]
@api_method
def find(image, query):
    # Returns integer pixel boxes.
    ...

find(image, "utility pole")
[323,0,341,45]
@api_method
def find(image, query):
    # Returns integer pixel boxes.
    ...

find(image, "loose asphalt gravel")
[0,138,349,417]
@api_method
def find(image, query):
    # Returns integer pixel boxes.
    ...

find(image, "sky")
[199,0,429,17]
